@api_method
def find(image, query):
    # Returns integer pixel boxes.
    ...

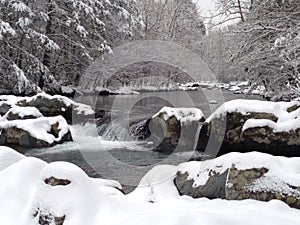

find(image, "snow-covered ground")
[0,146,300,225]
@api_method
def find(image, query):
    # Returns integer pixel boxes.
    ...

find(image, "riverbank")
[0,146,300,225]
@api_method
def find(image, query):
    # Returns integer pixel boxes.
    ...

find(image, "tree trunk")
[237,0,245,22]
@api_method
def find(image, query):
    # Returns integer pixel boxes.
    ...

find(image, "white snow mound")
[153,107,205,124]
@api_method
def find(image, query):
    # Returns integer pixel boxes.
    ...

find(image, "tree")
[207,0,251,28]
[0,0,142,94]
[228,0,300,100]
[137,0,205,45]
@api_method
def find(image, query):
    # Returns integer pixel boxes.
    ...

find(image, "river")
[24,89,263,192]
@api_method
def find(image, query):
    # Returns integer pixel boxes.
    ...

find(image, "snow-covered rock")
[0,116,72,147]
[2,105,43,120]
[28,162,108,225]
[174,152,300,209]
[18,93,94,124]
[151,107,205,153]
[0,93,95,124]
[197,99,300,157]
[0,93,98,148]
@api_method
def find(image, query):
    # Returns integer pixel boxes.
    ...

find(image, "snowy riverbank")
[0,146,300,225]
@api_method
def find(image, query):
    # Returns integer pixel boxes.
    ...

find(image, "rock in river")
[196,99,300,157]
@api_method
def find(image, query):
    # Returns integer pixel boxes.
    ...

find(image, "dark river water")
[24,89,263,192]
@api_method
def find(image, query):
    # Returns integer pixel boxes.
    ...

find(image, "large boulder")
[18,93,94,124]
[0,116,72,148]
[150,107,205,153]
[197,99,300,157]
[2,105,43,120]
[174,152,300,209]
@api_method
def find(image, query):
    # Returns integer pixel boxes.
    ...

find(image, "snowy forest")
[0,0,300,99]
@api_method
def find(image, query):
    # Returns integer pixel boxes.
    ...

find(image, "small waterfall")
[96,117,150,142]
[98,122,132,141]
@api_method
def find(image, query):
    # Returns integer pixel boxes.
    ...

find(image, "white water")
[28,123,148,156]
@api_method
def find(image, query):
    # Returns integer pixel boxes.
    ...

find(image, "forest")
[0,0,299,100]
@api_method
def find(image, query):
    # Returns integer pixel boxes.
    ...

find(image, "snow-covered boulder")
[174,152,300,209]
[0,157,47,224]
[0,116,72,148]
[2,105,43,120]
[150,107,205,153]
[27,161,125,225]
[18,93,94,124]
[197,99,300,157]
[0,146,25,171]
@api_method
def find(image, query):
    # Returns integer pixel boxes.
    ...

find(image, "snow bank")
[0,115,70,144]
[127,165,179,203]
[0,146,25,171]
[153,107,205,124]
[0,151,300,225]
[0,157,47,225]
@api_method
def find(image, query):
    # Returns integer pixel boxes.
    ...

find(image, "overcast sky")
[195,0,216,16]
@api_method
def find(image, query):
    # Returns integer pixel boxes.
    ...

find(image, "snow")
[209,100,218,104]
[207,99,300,123]
[0,115,70,144]
[27,93,95,115]
[61,86,75,94]
[1,151,300,225]
[11,2,32,13]
[126,165,179,203]
[0,93,94,116]
[27,161,122,225]
[153,107,205,124]
[12,64,36,94]
[229,85,241,92]
[0,157,47,225]
[242,117,300,133]
[0,146,25,171]
[1,105,43,120]
[17,17,32,28]
[76,25,89,38]
[0,21,16,40]
[178,152,300,191]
